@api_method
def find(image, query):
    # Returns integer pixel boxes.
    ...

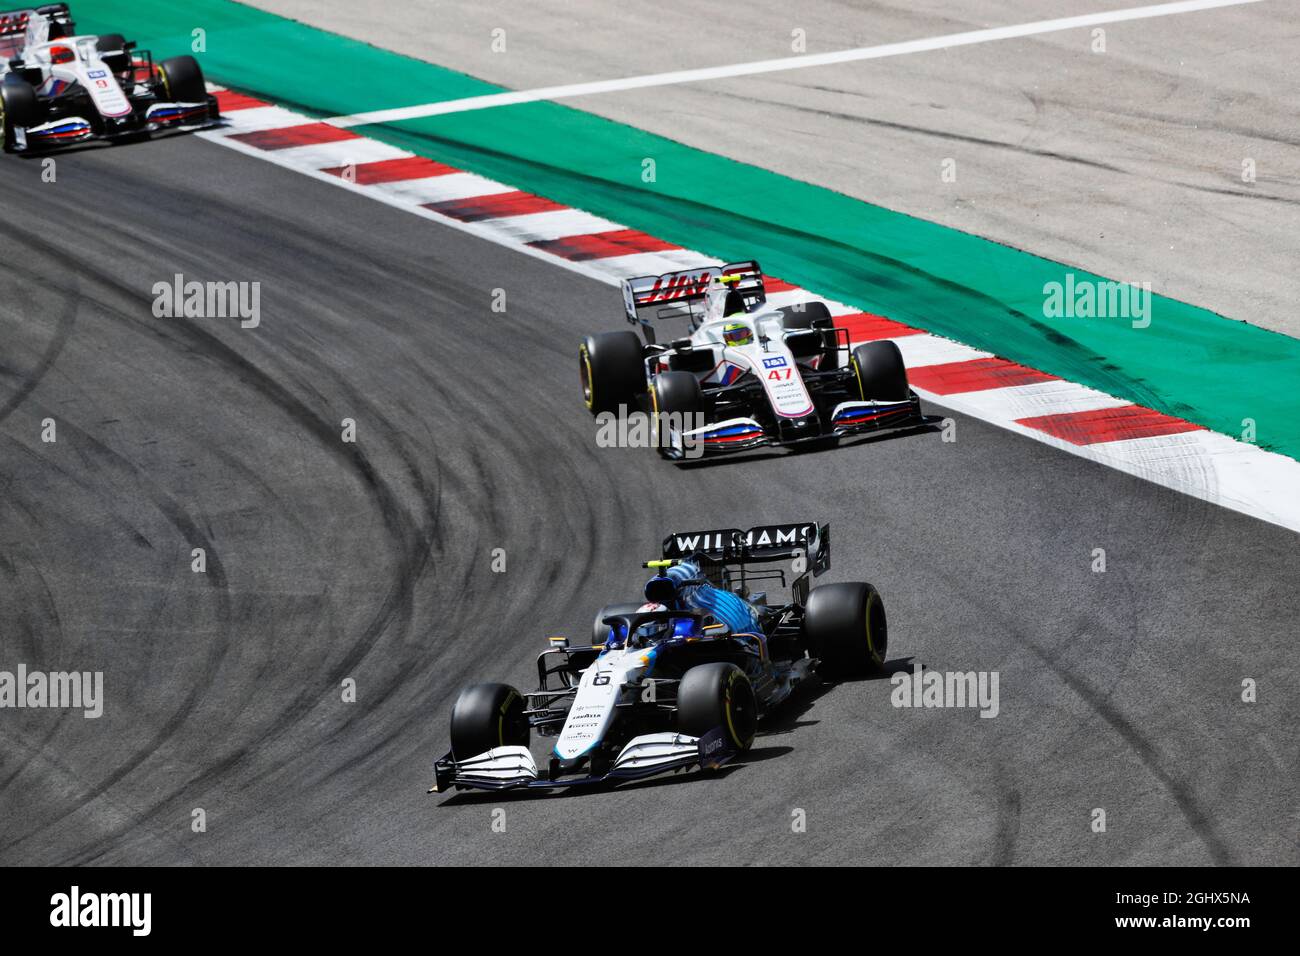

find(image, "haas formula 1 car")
[0,4,218,153]
[430,521,890,794]
[579,260,928,459]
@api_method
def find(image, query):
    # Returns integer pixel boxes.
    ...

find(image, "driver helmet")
[722,322,754,347]
[627,601,670,645]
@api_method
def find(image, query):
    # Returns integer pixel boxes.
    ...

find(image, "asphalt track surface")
[1,131,1296,866]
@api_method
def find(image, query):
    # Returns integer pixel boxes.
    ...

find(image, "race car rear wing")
[621,260,767,330]
[662,522,829,573]
[0,4,73,37]
[0,4,73,58]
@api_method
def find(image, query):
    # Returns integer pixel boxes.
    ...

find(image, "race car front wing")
[662,394,926,459]
[13,96,219,151]
[428,727,735,793]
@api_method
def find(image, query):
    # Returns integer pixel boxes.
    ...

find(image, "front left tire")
[579,331,644,415]
[650,369,704,458]
[850,340,910,403]
[449,682,529,761]
[1,77,41,153]
[157,55,207,103]
[677,662,757,752]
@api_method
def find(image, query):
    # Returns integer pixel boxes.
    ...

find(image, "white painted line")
[272,137,410,169]
[326,0,1265,127]
[891,334,991,368]
[478,208,622,243]
[816,300,861,318]
[219,105,311,134]
[581,249,719,279]
[940,378,1130,419]
[369,171,516,205]
[763,289,858,315]
[1179,432,1300,529]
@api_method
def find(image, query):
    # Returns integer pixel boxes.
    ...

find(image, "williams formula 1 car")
[429,521,890,793]
[579,260,928,458]
[0,4,218,153]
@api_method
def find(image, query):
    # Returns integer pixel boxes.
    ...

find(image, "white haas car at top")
[578,260,930,459]
[0,4,218,154]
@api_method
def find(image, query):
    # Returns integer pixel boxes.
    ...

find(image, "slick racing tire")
[677,662,757,752]
[157,55,207,103]
[780,301,832,331]
[850,340,910,403]
[579,330,643,416]
[1,78,41,153]
[591,602,643,646]
[650,370,704,458]
[804,582,888,677]
[449,682,529,761]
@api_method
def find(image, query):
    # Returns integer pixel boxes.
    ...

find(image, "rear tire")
[579,331,643,415]
[650,370,704,458]
[157,55,206,103]
[850,340,910,403]
[449,683,529,761]
[677,662,757,752]
[804,581,888,677]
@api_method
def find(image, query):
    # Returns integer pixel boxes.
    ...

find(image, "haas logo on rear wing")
[621,266,719,322]
[621,260,766,323]
[0,4,73,48]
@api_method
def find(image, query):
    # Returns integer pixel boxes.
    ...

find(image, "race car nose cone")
[776,413,823,444]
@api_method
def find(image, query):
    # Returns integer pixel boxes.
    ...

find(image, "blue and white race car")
[429,521,890,794]
[579,260,928,459]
